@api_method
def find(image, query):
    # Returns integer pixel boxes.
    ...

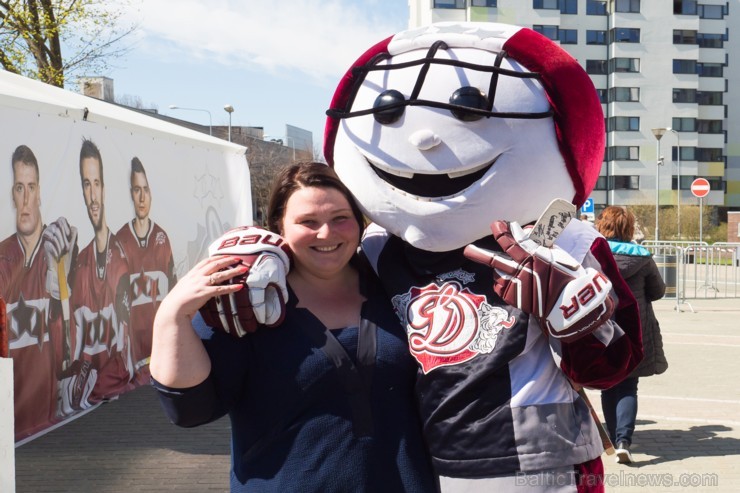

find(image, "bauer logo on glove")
[464,217,615,343]
[200,226,291,337]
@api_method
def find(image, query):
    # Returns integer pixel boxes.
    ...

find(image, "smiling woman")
[149,162,438,493]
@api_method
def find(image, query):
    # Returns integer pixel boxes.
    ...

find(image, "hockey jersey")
[361,220,642,477]
[69,230,134,404]
[116,220,176,382]
[0,231,61,441]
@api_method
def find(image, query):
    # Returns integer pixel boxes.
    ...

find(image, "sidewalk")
[586,297,740,492]
[14,298,740,492]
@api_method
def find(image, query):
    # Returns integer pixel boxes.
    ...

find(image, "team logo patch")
[392,281,516,373]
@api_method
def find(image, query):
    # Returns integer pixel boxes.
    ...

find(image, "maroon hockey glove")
[464,220,614,342]
[199,226,290,337]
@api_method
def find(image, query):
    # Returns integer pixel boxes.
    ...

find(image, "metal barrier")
[642,242,740,309]
[644,244,685,312]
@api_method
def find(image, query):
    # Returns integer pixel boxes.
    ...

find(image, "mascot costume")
[203,22,643,492]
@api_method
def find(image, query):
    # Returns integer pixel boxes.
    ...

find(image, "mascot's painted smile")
[368,156,497,199]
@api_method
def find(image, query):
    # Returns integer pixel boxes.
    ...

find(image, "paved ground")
[14,297,740,492]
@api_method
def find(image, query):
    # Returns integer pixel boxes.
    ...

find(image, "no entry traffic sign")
[690,178,710,198]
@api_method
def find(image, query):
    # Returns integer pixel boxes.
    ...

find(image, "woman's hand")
[158,255,248,322]
[150,256,248,388]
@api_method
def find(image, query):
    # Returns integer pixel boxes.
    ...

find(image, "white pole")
[699,197,703,244]
[676,134,681,238]
[655,139,661,241]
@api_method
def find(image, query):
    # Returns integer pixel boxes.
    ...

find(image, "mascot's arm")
[555,238,643,389]
[359,222,390,276]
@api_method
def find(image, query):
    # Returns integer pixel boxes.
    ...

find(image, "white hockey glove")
[57,360,97,417]
[43,217,77,300]
[464,220,614,342]
[199,226,290,337]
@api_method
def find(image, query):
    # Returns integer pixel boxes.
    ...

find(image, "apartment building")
[408,0,738,214]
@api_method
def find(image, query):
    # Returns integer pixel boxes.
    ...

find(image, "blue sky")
[105,0,410,152]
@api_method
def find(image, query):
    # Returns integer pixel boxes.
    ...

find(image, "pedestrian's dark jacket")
[608,241,668,377]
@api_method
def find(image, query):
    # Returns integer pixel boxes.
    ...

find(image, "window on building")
[587,30,607,45]
[610,87,640,102]
[674,0,697,15]
[533,25,559,41]
[586,59,608,74]
[613,176,640,190]
[673,88,697,103]
[533,0,559,9]
[673,59,697,74]
[672,117,697,132]
[673,29,697,44]
[697,91,723,105]
[596,89,607,104]
[703,177,725,191]
[561,0,577,14]
[668,147,692,162]
[586,0,607,15]
[472,0,498,5]
[697,32,724,48]
[434,0,466,8]
[610,58,640,73]
[699,4,725,19]
[559,29,578,44]
[594,176,608,191]
[697,120,723,134]
[695,148,724,162]
[611,27,640,43]
[608,116,640,131]
[608,146,639,161]
[697,63,723,77]
[673,175,693,190]
[615,0,640,13]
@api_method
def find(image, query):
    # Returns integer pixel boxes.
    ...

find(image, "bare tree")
[0,0,136,87]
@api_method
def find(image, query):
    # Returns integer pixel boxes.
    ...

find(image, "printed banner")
[1,72,252,444]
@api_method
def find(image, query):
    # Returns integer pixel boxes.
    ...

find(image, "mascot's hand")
[464,220,614,342]
[43,217,78,300]
[199,226,290,337]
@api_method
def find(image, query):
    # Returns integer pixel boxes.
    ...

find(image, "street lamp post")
[169,105,213,135]
[224,105,235,142]
[668,128,681,239]
[651,128,667,241]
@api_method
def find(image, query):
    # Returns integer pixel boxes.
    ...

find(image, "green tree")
[0,0,135,87]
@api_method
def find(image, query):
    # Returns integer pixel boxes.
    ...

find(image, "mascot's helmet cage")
[324,23,606,208]
[326,40,554,124]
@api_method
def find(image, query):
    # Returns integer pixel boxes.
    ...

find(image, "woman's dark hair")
[596,206,635,242]
[266,162,365,240]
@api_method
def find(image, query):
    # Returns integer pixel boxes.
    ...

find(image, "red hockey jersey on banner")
[70,231,134,404]
[0,233,60,441]
[116,220,176,383]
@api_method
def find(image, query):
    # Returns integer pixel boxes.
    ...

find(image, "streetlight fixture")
[169,105,213,135]
[224,104,235,142]
[667,128,681,239]
[651,128,667,241]
[654,127,682,239]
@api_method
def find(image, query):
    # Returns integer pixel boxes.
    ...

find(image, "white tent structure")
[1,70,253,487]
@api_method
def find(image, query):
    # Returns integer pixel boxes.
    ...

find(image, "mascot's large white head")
[324,22,605,252]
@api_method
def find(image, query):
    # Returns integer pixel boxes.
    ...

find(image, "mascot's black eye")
[449,86,489,122]
[373,90,405,124]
